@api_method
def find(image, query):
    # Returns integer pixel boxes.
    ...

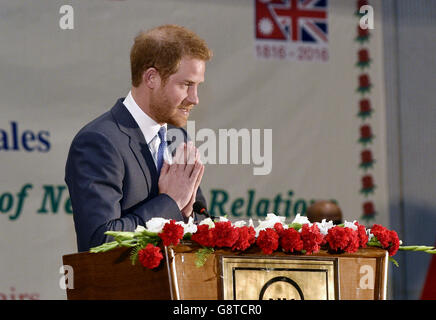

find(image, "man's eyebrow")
[179,76,205,84]
[182,80,203,85]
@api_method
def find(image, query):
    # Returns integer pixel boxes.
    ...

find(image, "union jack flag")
[255,0,328,43]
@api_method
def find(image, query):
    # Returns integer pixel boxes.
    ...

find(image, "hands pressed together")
[158,141,204,218]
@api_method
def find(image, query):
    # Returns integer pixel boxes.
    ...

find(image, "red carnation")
[191,224,216,247]
[388,230,400,256]
[300,224,324,254]
[345,228,360,253]
[280,228,304,253]
[212,221,239,248]
[138,243,163,269]
[232,226,256,251]
[274,222,285,236]
[370,224,390,247]
[355,222,369,248]
[256,228,279,255]
[326,227,360,253]
[325,226,348,252]
[370,224,400,256]
[158,220,184,246]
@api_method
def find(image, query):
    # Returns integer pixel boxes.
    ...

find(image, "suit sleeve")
[65,131,182,252]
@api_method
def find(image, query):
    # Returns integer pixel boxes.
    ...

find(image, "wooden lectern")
[62,242,388,300]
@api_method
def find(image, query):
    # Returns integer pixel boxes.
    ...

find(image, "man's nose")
[186,86,199,105]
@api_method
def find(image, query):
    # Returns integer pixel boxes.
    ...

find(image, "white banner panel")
[0,0,388,299]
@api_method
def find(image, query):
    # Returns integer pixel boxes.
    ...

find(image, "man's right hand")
[158,142,204,212]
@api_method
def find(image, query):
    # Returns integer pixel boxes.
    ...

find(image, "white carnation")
[257,213,286,228]
[254,213,287,237]
[199,218,215,229]
[315,219,335,236]
[367,228,374,241]
[145,217,170,233]
[233,220,247,228]
[292,213,312,226]
[134,225,146,233]
[344,220,358,231]
[176,216,197,235]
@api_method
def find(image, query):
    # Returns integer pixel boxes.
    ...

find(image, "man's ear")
[142,67,161,89]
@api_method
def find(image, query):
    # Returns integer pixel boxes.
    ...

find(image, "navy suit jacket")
[65,98,206,252]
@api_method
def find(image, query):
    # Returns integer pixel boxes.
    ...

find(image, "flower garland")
[355,0,377,222]
[90,214,436,269]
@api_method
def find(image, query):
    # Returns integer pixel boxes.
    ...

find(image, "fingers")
[173,143,186,165]
[181,164,204,218]
[191,164,204,198]
[186,142,196,165]
[158,161,170,186]
[190,159,204,181]
[161,160,170,175]
[185,142,197,176]
[196,162,204,185]
[159,149,204,212]
[173,141,197,163]
[171,141,201,177]
[195,147,201,163]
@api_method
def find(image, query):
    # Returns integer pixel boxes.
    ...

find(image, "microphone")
[193,201,215,221]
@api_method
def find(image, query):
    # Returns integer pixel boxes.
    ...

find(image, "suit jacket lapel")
[110,99,159,196]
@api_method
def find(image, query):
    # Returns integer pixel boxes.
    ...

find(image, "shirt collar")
[122,90,167,144]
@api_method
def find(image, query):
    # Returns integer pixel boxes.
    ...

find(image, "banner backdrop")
[0,0,388,299]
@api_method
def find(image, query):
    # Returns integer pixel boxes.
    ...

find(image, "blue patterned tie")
[156,126,167,176]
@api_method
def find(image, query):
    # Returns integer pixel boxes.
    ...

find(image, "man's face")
[150,57,206,127]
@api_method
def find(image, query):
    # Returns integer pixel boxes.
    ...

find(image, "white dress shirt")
[123,91,172,167]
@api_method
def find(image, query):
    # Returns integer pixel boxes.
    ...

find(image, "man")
[65,25,212,252]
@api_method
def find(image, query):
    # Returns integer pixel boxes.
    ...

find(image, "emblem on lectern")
[220,256,338,300]
[259,276,304,300]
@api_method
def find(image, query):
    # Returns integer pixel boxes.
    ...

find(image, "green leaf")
[136,229,159,238]
[183,233,192,241]
[117,238,139,247]
[389,257,399,267]
[195,247,214,268]
[105,231,135,240]
[288,223,302,231]
[399,245,436,254]
[367,237,382,248]
[130,245,142,266]
[90,241,119,253]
